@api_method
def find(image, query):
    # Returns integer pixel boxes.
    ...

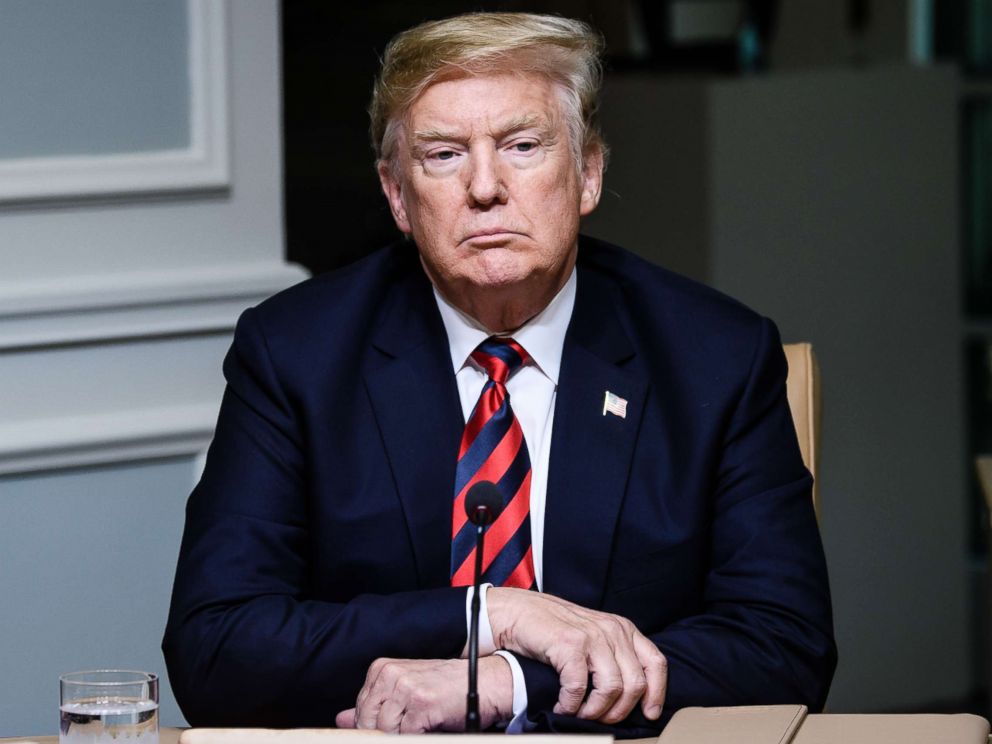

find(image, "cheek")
[407,187,458,236]
[537,170,582,217]
[543,190,582,237]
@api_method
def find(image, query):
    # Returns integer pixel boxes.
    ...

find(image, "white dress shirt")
[433,268,577,729]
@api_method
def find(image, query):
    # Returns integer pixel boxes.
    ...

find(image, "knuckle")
[561,681,587,700]
[609,613,628,629]
[378,665,396,683]
[603,681,624,697]
[598,676,623,696]
[394,675,416,696]
[600,612,623,630]
[367,657,387,680]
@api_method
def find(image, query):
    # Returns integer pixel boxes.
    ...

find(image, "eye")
[421,147,463,174]
[422,146,462,163]
[509,140,538,154]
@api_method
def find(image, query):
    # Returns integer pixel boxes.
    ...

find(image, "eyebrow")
[410,114,554,149]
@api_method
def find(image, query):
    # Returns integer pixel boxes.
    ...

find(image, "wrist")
[479,654,514,724]
[485,586,516,650]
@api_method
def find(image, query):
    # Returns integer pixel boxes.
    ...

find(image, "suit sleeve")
[162,307,467,727]
[512,317,837,737]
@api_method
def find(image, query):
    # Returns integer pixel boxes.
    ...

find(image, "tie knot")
[471,337,530,384]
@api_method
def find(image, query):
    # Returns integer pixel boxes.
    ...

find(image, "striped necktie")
[450,337,536,589]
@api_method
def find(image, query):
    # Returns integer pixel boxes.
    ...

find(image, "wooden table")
[1,728,183,744]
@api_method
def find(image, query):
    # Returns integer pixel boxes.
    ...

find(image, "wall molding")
[0,403,217,476]
[0,261,308,351]
[0,0,230,204]
[0,260,308,475]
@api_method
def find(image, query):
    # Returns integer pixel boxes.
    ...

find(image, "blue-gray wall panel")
[0,0,190,159]
[0,458,191,735]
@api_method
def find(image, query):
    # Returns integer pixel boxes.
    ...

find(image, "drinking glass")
[60,670,159,744]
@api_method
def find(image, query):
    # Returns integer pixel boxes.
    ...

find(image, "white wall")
[0,1,307,735]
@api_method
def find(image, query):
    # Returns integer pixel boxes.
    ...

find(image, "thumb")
[336,708,357,728]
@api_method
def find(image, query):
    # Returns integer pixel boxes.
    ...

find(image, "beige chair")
[783,343,821,519]
[976,456,992,723]
[978,456,992,514]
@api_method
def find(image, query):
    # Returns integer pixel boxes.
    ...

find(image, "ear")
[578,144,604,217]
[377,160,412,234]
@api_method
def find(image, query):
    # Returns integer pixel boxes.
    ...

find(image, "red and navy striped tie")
[450,337,536,589]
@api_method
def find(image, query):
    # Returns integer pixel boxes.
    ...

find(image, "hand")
[487,587,667,724]
[335,655,513,733]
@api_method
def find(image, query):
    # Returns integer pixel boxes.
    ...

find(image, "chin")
[467,252,534,287]
[468,267,532,290]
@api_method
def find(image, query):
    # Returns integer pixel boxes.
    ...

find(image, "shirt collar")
[433,267,576,386]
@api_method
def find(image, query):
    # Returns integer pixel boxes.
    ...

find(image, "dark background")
[280,0,780,274]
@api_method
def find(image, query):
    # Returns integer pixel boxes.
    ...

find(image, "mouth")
[461,229,522,246]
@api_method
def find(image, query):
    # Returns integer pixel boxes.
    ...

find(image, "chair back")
[976,455,992,720]
[977,456,992,517]
[783,343,821,519]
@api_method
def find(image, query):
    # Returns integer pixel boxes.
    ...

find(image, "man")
[163,12,835,736]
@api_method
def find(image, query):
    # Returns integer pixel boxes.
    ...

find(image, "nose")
[465,148,508,207]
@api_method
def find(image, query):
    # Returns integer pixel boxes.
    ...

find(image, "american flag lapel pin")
[602,390,628,419]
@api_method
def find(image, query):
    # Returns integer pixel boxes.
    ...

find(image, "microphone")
[464,481,503,732]
[466,480,502,527]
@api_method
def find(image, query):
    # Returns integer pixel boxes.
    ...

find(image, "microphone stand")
[466,507,489,732]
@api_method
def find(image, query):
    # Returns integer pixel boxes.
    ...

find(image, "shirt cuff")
[494,650,533,733]
[464,583,496,656]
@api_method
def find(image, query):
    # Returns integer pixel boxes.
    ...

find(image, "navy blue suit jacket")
[163,237,836,735]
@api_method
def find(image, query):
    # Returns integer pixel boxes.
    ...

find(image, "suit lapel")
[543,266,649,609]
[363,264,463,589]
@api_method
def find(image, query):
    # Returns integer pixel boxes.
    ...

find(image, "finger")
[376,697,408,734]
[398,703,430,734]
[552,653,590,715]
[595,635,647,724]
[355,696,386,731]
[575,643,624,720]
[355,660,394,730]
[634,637,668,720]
[335,708,357,728]
[354,658,388,723]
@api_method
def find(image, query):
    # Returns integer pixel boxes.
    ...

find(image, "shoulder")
[223,242,424,391]
[575,236,790,436]
[576,234,772,355]
[252,242,415,326]
[234,242,419,350]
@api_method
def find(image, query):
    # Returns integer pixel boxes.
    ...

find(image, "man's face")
[378,72,602,327]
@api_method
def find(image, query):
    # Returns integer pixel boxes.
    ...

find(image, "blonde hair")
[369,12,607,172]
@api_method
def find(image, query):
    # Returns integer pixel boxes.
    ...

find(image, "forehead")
[405,72,564,133]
